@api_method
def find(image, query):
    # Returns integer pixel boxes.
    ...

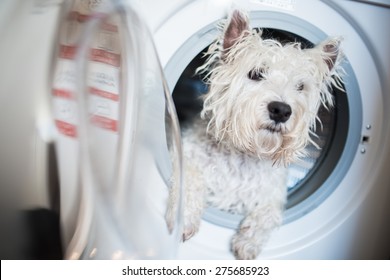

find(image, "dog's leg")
[181,161,206,241]
[165,175,179,234]
[165,159,205,241]
[231,204,283,260]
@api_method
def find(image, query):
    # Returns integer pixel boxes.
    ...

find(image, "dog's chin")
[258,127,284,144]
[255,126,308,166]
[249,128,285,160]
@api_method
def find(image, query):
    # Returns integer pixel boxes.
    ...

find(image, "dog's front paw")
[182,215,202,241]
[231,229,262,260]
[165,207,200,241]
[165,204,177,234]
[182,223,199,241]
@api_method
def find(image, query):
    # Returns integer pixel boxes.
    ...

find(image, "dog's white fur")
[166,10,343,260]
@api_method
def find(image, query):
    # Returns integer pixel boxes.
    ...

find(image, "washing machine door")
[51,0,183,259]
[142,0,389,259]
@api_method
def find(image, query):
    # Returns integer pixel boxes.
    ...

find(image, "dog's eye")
[248,69,265,81]
[296,82,304,91]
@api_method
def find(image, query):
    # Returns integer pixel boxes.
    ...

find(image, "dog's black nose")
[268,101,292,123]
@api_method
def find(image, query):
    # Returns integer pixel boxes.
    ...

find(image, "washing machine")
[139,0,390,259]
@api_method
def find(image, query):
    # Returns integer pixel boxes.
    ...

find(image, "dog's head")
[199,10,343,165]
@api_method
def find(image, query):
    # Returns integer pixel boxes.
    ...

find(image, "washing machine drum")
[171,27,350,228]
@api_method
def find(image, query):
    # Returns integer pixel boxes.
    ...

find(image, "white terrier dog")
[166,10,343,260]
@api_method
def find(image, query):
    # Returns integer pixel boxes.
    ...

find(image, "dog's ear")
[223,10,250,51]
[318,37,342,71]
